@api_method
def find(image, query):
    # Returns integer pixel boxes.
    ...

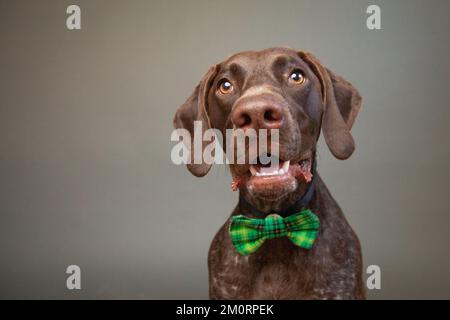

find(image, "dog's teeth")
[259,167,269,174]
[282,160,290,172]
[251,162,290,177]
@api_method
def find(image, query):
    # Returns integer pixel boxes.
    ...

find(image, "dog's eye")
[289,70,305,85]
[217,79,233,94]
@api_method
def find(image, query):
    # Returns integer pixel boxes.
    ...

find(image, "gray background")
[0,0,449,299]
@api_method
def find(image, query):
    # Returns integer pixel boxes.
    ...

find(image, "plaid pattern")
[229,210,319,256]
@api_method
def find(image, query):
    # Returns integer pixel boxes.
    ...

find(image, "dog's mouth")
[248,157,311,178]
[231,153,313,200]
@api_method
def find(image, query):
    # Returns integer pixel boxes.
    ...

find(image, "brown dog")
[173,48,364,299]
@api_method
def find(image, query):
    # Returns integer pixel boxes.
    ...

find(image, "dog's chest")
[214,238,355,299]
[250,260,308,299]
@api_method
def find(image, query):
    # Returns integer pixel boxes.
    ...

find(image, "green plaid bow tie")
[229,209,319,256]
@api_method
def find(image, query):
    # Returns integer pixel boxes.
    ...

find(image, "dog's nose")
[231,100,284,130]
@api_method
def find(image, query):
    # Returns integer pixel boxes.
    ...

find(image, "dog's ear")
[326,68,362,129]
[173,65,218,177]
[299,52,361,160]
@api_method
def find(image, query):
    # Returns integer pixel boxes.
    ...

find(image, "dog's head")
[174,48,361,209]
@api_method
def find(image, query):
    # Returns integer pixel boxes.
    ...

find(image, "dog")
[173,48,364,299]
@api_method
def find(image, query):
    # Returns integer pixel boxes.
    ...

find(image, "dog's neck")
[238,161,317,218]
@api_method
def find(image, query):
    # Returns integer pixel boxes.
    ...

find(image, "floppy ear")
[173,65,218,177]
[299,52,361,160]
[326,68,362,129]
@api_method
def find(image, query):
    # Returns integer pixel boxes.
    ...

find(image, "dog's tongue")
[230,163,313,191]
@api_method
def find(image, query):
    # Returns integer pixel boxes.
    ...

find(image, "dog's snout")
[231,99,284,130]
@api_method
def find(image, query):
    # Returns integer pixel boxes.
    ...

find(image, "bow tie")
[229,210,320,256]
